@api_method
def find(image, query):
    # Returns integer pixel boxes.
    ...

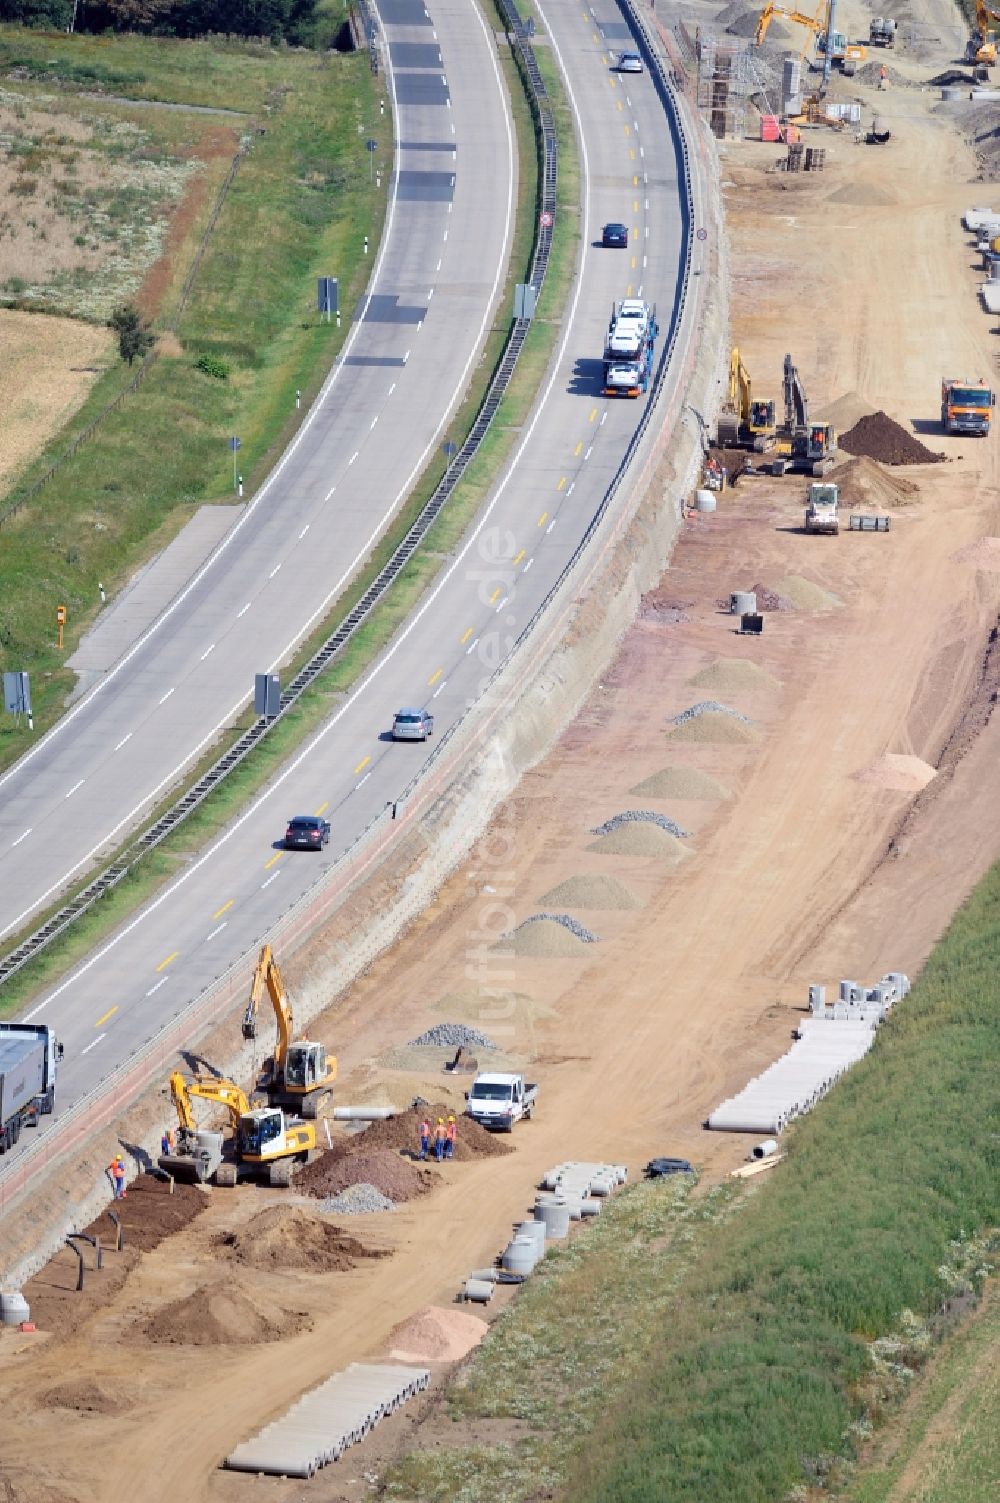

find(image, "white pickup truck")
[465,1072,538,1132]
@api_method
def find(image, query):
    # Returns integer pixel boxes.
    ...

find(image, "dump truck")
[941,378,995,436]
[465,1072,538,1132]
[868,16,896,46]
[603,298,658,398]
[159,1070,318,1187]
[241,944,336,1118]
[0,1023,63,1154]
[804,482,840,534]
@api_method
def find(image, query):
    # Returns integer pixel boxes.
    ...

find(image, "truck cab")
[465,1071,537,1131]
[941,378,995,436]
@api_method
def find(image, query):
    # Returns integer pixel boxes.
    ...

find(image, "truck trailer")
[603,298,658,398]
[0,1023,63,1153]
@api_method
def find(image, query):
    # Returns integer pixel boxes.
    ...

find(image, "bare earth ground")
[2,23,1000,1503]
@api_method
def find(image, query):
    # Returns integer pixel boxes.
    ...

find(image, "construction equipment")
[754,4,867,69]
[941,378,996,436]
[787,94,849,130]
[771,354,837,475]
[241,944,336,1119]
[804,482,840,534]
[867,114,891,144]
[159,1070,318,1187]
[717,348,777,450]
[969,1,999,65]
[868,16,896,46]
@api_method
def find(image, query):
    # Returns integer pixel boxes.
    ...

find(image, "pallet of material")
[849,514,890,531]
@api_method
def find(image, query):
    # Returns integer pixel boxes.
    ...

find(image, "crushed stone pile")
[538,873,642,910]
[409,1022,497,1049]
[216,1205,387,1268]
[671,700,753,727]
[774,575,840,611]
[588,823,690,860]
[669,712,759,745]
[832,454,919,510]
[320,1184,396,1214]
[689,658,780,694]
[839,411,945,466]
[630,766,731,801]
[592,809,690,839]
[143,1286,312,1346]
[950,537,1000,570]
[323,1102,513,1162]
[748,581,792,612]
[297,1147,435,1203]
[505,912,599,942]
[496,916,596,956]
[855,753,937,793]
[388,1304,489,1363]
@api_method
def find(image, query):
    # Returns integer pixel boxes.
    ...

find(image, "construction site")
[1,0,999,1498]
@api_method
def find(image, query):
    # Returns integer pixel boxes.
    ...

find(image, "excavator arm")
[169,1071,252,1134]
[241,943,293,1073]
[754,2,825,48]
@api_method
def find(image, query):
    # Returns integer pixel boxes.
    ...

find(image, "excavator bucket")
[159,1129,223,1184]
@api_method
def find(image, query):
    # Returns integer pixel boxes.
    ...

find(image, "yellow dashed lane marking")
[461,626,474,644]
[557,476,567,492]
[264,852,283,870]
[574,440,584,456]
[513,548,526,565]
[314,800,329,815]
[213,899,234,920]
[428,667,444,685]
[589,408,598,423]
[353,757,370,776]
[95,1005,118,1028]
[537,511,548,527]
[156,951,178,973]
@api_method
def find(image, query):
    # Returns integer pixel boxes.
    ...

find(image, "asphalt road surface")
[6,0,690,1157]
[0,0,515,945]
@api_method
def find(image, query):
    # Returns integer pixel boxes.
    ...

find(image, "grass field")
[384,861,1000,1502]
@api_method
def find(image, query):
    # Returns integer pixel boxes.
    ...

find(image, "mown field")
[385,861,1000,1501]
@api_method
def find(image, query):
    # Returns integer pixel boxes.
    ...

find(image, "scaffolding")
[696,34,779,140]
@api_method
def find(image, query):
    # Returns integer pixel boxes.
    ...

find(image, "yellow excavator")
[159,1070,318,1187]
[717,348,777,451]
[241,944,336,1120]
[754,2,867,69]
[970,1,999,65]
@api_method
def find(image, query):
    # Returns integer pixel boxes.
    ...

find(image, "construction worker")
[445,1115,457,1160]
[160,1128,175,1157]
[108,1155,127,1200]
[418,1117,431,1161]
[878,64,888,90]
[433,1117,447,1162]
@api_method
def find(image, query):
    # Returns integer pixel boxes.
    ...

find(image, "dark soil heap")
[839,411,945,466]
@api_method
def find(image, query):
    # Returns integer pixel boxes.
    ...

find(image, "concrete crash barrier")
[708,1018,878,1135]
[224,1362,430,1477]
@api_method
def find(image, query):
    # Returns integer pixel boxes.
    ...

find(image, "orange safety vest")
[446,1121,457,1142]
[419,1121,431,1139]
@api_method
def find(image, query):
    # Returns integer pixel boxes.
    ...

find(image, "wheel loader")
[159,1070,318,1187]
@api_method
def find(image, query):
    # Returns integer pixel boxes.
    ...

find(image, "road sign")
[3,671,30,717]
[540,210,554,228]
[317,276,338,319]
[514,283,537,320]
[255,673,281,719]
[228,436,241,452]
[696,227,708,242]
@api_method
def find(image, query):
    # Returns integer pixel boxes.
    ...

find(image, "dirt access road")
[2,15,1000,1502]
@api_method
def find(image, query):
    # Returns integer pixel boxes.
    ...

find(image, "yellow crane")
[971,0,1000,64]
[754,3,867,66]
[160,1069,318,1187]
[241,944,336,1119]
[717,349,777,451]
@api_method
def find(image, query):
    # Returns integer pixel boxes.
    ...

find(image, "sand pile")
[538,873,642,910]
[748,581,792,612]
[816,389,877,434]
[43,1380,128,1414]
[826,182,897,208]
[668,712,759,745]
[840,411,945,466]
[950,537,1000,570]
[324,1103,512,1162]
[832,454,918,510]
[588,824,690,859]
[217,1205,389,1266]
[388,1305,489,1363]
[496,918,594,957]
[432,989,558,1025]
[144,1286,311,1346]
[774,575,840,611]
[630,767,731,801]
[689,658,780,694]
[298,1147,434,1202]
[855,753,937,792]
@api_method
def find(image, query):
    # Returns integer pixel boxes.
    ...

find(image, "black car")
[602,221,629,248]
[284,814,331,850]
[644,1157,695,1179]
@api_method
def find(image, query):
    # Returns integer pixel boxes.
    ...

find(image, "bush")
[194,352,231,380]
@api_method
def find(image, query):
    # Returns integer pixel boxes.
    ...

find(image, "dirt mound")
[588,824,691,859]
[774,575,840,611]
[840,411,945,466]
[726,10,788,40]
[216,1205,387,1267]
[816,390,878,434]
[630,767,731,801]
[668,712,759,744]
[638,594,689,625]
[831,454,919,510]
[826,182,896,208]
[317,1103,512,1163]
[855,753,937,792]
[538,873,642,910]
[42,1379,128,1414]
[143,1285,311,1346]
[85,1172,208,1254]
[495,918,593,957]
[297,1147,436,1203]
[387,1304,489,1362]
[950,537,1000,570]
[688,657,780,694]
[748,581,792,612]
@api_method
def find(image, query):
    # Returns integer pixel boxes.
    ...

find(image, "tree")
[109,303,155,366]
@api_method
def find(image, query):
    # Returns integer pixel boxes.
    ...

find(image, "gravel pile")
[591,810,690,839]
[504,913,599,943]
[689,659,780,694]
[408,1023,497,1049]
[839,411,945,466]
[630,767,731,801]
[669,713,759,745]
[671,701,752,727]
[319,1184,396,1215]
[774,575,841,611]
[495,918,595,957]
[538,873,641,910]
[588,824,690,861]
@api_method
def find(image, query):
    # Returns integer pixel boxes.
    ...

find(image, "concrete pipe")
[535,1201,570,1238]
[465,1277,495,1303]
[519,1220,547,1254]
[467,1266,501,1283]
[332,1106,395,1121]
[502,1236,538,1275]
[579,1198,602,1217]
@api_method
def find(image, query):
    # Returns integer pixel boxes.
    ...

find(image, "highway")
[0,0,515,944]
[4,0,691,1159]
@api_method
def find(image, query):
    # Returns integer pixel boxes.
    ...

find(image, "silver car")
[392,707,434,741]
[617,51,643,73]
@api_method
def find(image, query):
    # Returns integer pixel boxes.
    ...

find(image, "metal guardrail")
[0,2,558,991]
[0,0,701,1216]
